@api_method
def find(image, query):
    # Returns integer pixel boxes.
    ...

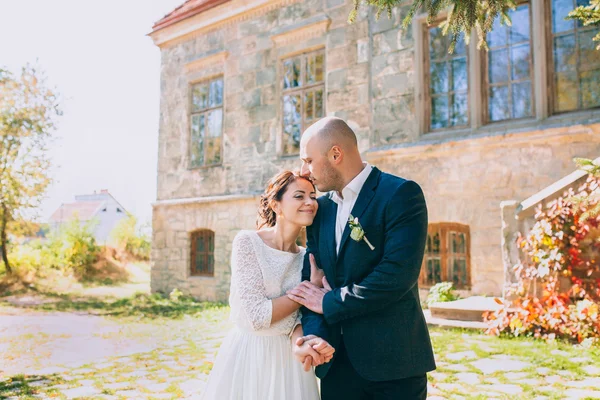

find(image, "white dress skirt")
[201,230,320,400]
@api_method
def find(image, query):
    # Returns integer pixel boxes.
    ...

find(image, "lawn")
[1,296,600,399]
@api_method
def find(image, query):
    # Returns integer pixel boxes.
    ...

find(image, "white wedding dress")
[201,230,320,400]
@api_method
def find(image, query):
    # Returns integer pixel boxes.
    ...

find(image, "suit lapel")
[320,198,338,276]
[337,168,381,259]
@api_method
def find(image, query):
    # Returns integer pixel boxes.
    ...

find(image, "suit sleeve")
[322,180,428,325]
[299,222,331,342]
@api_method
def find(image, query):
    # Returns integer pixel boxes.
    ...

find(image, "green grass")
[17,291,228,320]
[428,326,600,398]
[3,302,600,399]
[0,374,68,399]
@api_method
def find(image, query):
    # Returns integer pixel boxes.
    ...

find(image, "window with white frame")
[426,26,469,130]
[190,77,223,167]
[485,3,534,122]
[549,0,600,113]
[418,0,600,134]
[281,49,325,156]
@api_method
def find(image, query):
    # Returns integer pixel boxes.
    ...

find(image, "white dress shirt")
[331,163,373,255]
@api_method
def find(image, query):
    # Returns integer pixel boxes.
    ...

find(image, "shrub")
[426,281,460,306]
[485,175,600,343]
[55,218,101,275]
[0,217,101,278]
[109,215,151,260]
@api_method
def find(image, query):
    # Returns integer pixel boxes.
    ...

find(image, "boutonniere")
[348,214,375,251]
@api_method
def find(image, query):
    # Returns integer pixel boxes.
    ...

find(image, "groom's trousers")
[320,339,427,400]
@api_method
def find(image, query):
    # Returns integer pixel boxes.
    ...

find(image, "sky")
[0,0,184,226]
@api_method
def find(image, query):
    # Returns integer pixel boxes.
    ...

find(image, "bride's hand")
[296,335,335,367]
[309,253,325,288]
[293,335,324,370]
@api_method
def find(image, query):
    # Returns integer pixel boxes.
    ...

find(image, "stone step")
[423,309,488,330]
[428,296,504,322]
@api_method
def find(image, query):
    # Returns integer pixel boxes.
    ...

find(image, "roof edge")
[151,0,231,33]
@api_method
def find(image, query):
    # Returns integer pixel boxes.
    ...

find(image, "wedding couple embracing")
[202,117,436,400]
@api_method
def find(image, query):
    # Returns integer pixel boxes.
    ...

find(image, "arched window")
[190,229,215,276]
[420,223,471,289]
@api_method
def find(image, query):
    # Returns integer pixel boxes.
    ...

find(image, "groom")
[288,117,436,399]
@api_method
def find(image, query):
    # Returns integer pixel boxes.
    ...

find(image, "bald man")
[287,117,436,399]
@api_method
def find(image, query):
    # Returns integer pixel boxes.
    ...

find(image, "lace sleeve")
[231,232,272,331]
[288,310,302,338]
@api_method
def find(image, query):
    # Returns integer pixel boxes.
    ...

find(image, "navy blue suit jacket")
[300,167,436,381]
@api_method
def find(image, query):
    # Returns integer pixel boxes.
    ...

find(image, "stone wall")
[156,0,373,204]
[368,125,600,295]
[152,0,600,300]
[151,196,259,301]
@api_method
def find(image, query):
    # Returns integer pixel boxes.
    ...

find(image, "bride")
[201,170,334,400]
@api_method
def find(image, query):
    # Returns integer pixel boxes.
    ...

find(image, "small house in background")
[49,189,128,244]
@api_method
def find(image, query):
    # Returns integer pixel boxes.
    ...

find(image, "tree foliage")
[0,65,61,274]
[350,0,599,53]
[109,214,151,260]
[568,0,600,49]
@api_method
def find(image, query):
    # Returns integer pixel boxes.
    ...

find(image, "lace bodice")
[228,230,305,336]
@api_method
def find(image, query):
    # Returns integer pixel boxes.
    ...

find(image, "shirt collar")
[331,163,373,205]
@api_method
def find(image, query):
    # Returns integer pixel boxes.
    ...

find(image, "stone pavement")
[2,306,600,399]
[0,306,229,399]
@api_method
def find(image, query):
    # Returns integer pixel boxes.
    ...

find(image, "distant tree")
[0,65,61,274]
[109,214,151,260]
[7,219,44,238]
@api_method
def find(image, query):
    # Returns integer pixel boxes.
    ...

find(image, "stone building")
[149,0,600,301]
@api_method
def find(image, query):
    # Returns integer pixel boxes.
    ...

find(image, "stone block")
[243,72,256,90]
[327,87,359,111]
[154,232,166,248]
[370,13,395,34]
[326,0,345,9]
[373,95,414,124]
[169,248,182,261]
[261,85,276,105]
[347,63,369,86]
[225,75,244,94]
[374,73,412,98]
[256,66,276,87]
[242,88,262,108]
[327,27,346,49]
[249,105,276,123]
[357,39,369,63]
[240,52,263,72]
[327,44,358,71]
[278,4,310,27]
[327,69,347,90]
[373,29,400,56]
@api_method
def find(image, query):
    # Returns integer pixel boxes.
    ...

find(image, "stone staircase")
[425,296,505,330]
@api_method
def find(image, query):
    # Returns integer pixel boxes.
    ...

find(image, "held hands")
[288,254,332,314]
[292,334,335,371]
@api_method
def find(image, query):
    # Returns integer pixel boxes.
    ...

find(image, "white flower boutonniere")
[348,214,375,251]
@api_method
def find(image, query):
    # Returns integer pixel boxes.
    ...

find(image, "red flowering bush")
[485,175,600,345]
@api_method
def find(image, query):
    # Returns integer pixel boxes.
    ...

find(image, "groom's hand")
[287,279,332,314]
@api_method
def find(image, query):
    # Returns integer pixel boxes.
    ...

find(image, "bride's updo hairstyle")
[257,170,315,229]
